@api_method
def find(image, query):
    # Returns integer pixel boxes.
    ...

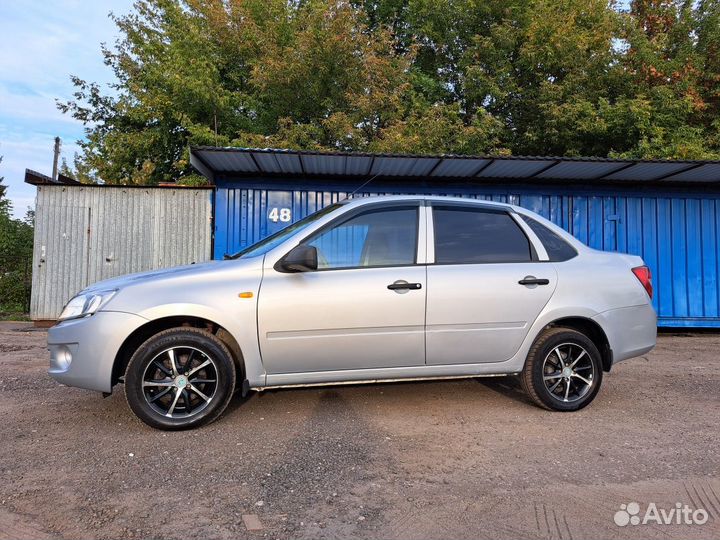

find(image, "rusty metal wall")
[30,185,212,320]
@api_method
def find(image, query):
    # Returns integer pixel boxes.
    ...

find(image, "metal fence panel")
[31,185,212,320]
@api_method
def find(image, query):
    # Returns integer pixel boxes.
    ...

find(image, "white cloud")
[0,0,134,219]
[1,132,83,218]
[0,84,81,126]
[0,1,129,90]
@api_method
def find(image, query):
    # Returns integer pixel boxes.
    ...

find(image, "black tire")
[125,328,237,430]
[521,327,603,411]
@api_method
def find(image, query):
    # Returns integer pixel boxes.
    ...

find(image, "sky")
[0,1,636,221]
[0,0,133,218]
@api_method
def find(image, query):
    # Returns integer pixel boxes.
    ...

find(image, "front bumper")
[48,311,148,393]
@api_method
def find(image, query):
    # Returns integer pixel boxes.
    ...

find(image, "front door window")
[305,207,419,269]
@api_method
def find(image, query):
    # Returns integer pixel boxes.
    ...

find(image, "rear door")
[425,204,557,365]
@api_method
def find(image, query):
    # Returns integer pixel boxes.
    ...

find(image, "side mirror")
[276,244,318,273]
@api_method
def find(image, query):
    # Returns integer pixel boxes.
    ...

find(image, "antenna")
[345,173,380,200]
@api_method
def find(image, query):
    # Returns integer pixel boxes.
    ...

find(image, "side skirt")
[253,372,518,391]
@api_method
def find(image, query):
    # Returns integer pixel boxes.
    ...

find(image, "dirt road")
[0,322,718,539]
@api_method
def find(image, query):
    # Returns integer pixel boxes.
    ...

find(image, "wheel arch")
[546,316,613,371]
[112,316,245,386]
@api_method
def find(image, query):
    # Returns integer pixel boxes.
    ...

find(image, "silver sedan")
[48,196,656,429]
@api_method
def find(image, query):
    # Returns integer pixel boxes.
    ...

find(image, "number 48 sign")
[268,207,292,223]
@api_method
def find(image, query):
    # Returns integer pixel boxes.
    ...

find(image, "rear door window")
[433,206,532,264]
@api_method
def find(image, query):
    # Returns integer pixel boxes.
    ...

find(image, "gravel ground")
[0,321,718,540]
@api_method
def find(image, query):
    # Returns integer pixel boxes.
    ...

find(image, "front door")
[258,204,426,374]
[425,205,557,365]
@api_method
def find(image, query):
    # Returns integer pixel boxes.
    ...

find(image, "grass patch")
[0,310,31,321]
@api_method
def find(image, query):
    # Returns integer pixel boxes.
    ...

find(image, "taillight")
[632,266,653,299]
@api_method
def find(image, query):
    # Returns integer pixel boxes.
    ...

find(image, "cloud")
[0,2,127,89]
[0,0,134,219]
[1,132,83,218]
[0,84,82,126]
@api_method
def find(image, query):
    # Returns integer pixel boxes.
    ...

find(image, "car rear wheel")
[125,328,236,430]
[521,327,603,411]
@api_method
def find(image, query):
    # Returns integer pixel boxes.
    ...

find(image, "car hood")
[81,258,258,295]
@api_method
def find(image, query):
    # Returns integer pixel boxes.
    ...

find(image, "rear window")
[521,215,577,262]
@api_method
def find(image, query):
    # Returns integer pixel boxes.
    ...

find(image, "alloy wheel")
[141,347,219,418]
[541,342,595,403]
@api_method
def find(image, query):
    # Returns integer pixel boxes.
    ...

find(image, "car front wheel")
[125,328,237,430]
[521,327,603,411]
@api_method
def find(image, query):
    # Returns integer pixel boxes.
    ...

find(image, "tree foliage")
[0,156,34,316]
[59,0,720,184]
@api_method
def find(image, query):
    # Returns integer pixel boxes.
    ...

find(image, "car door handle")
[518,276,550,286]
[387,282,422,290]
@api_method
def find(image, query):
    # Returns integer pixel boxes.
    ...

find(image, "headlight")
[59,289,118,321]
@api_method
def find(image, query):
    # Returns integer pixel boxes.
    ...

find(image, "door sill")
[254,372,515,391]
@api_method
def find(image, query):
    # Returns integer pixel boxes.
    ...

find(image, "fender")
[504,305,606,372]
[134,301,265,386]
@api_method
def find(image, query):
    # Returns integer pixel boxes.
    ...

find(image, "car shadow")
[221,385,259,416]
[222,375,537,415]
[476,376,536,407]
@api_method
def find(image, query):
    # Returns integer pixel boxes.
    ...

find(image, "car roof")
[344,194,515,211]
[339,194,588,253]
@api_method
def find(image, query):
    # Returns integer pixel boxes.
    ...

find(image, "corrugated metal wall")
[31,185,213,320]
[214,180,720,328]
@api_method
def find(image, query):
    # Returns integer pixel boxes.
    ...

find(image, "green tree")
[58,0,506,185]
[59,0,720,181]
[59,154,98,183]
[0,156,34,317]
[610,0,720,158]
[363,0,720,158]
[0,156,8,215]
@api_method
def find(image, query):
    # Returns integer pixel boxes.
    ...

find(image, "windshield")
[226,203,344,259]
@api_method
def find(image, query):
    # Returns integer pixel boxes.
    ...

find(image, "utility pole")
[52,136,61,180]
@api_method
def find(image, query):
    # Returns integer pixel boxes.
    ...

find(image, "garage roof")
[190,146,720,184]
[24,169,81,186]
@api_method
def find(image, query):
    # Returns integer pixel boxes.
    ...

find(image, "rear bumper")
[48,311,147,393]
[593,304,657,365]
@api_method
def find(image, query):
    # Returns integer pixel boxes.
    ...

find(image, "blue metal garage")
[190,147,720,328]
